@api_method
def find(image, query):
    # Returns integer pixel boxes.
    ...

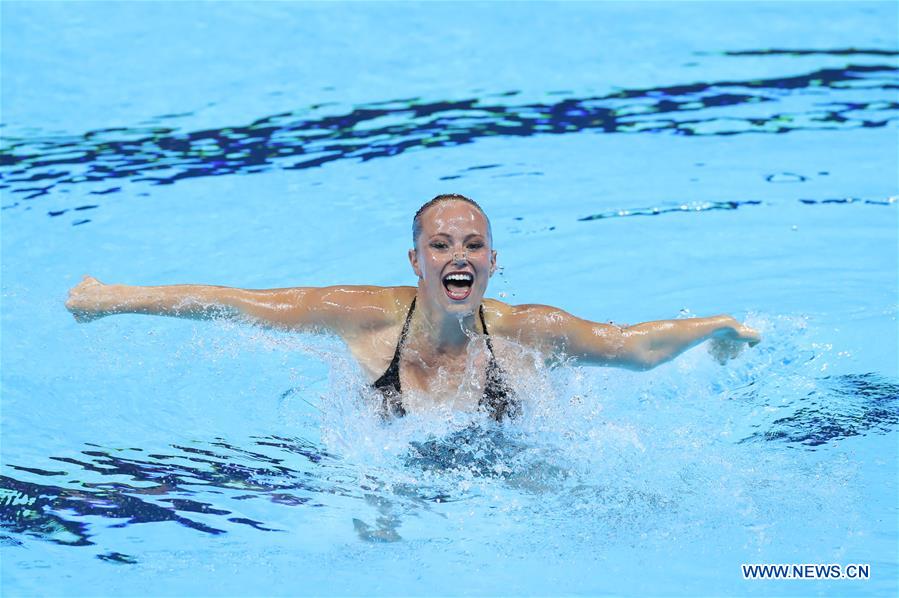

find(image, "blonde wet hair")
[412,193,493,248]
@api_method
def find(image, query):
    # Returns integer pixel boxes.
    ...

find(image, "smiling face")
[409,200,497,315]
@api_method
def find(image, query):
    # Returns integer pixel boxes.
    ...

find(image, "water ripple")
[3,370,897,551]
[739,373,899,448]
[1,60,896,223]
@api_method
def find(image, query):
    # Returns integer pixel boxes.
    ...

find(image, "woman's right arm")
[65,275,392,334]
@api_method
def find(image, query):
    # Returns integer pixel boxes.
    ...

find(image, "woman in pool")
[66,193,760,421]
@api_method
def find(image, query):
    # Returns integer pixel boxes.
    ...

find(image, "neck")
[410,287,480,355]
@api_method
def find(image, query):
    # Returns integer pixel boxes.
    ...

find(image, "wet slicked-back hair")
[412,193,492,248]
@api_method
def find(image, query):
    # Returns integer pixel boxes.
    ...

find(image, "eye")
[430,241,449,250]
[467,242,484,250]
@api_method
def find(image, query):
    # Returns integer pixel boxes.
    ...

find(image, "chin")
[444,302,476,315]
[441,290,484,314]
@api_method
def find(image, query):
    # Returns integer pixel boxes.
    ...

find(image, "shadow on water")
[738,372,899,448]
[405,425,525,477]
[2,372,898,553]
[0,435,339,549]
[719,48,899,57]
[0,424,545,549]
[1,53,897,222]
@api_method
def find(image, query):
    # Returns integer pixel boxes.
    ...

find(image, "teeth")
[445,273,473,281]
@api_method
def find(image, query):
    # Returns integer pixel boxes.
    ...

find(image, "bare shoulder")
[319,284,415,325]
[483,299,619,359]
[483,299,572,340]
[269,284,416,335]
[299,284,411,309]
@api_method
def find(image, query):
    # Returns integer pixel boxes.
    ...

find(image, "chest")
[398,345,493,411]
[344,326,501,409]
[344,324,407,381]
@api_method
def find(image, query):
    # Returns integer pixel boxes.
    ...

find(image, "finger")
[740,326,761,342]
[72,310,97,323]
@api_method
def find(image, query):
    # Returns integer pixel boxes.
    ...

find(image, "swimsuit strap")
[372,297,416,417]
[478,304,521,421]
[478,304,496,355]
[388,296,417,371]
[375,299,519,421]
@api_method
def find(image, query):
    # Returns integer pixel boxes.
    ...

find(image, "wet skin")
[66,200,760,415]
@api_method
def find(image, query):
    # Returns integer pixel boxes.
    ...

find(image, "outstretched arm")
[504,305,760,369]
[65,275,392,335]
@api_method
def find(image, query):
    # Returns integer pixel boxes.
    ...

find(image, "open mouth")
[442,271,474,301]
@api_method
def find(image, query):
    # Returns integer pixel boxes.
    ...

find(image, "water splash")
[3,313,895,553]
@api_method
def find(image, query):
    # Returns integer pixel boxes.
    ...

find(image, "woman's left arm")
[504,305,760,370]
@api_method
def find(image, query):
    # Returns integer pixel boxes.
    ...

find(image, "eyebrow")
[427,233,485,241]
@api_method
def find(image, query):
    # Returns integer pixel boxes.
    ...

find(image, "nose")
[452,250,468,263]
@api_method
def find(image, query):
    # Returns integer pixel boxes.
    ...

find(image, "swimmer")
[66,193,760,420]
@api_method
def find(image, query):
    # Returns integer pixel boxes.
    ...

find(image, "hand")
[708,319,760,365]
[66,275,111,323]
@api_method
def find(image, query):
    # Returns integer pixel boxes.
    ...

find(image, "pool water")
[2,2,897,596]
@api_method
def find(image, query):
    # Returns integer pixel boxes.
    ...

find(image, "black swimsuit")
[373,298,519,421]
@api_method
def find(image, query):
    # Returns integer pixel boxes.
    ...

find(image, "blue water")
[2,2,898,596]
